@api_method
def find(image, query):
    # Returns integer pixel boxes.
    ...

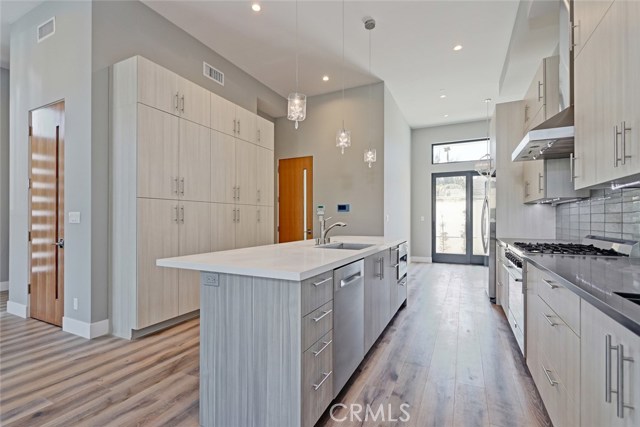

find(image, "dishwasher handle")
[340,272,362,288]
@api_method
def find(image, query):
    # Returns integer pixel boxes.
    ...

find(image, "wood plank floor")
[0,264,551,427]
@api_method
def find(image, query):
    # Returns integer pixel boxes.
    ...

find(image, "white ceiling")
[1,0,560,129]
[143,0,522,128]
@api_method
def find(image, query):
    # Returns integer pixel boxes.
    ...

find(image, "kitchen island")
[157,236,408,427]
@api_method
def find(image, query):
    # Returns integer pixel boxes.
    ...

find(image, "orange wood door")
[278,156,313,243]
[29,101,65,326]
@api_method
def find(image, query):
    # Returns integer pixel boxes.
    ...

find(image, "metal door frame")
[431,171,486,265]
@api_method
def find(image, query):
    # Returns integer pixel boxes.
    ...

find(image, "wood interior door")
[278,156,313,243]
[29,101,65,326]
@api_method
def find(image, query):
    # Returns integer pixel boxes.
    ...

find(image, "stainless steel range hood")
[511,106,574,162]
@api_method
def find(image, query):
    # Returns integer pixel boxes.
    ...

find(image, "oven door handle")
[481,196,489,254]
[502,263,523,282]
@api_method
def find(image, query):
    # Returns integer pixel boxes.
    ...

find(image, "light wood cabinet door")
[523,160,545,203]
[256,146,274,206]
[211,203,236,252]
[235,106,257,144]
[256,116,275,150]
[235,205,257,249]
[256,206,274,246]
[523,61,545,134]
[211,131,236,204]
[179,120,211,202]
[137,56,179,115]
[581,301,639,427]
[177,76,210,127]
[620,0,640,179]
[235,139,257,205]
[573,0,615,59]
[364,252,388,352]
[137,104,179,200]
[178,201,211,315]
[136,198,179,329]
[211,92,236,137]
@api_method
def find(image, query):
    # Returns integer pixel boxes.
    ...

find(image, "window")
[432,138,489,164]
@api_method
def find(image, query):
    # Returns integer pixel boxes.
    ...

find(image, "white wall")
[275,83,385,238]
[9,1,93,321]
[0,68,8,286]
[383,86,411,242]
[411,120,488,259]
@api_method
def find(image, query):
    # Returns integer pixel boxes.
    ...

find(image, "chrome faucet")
[317,217,347,245]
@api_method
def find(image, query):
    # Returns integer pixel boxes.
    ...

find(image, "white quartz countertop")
[157,236,407,281]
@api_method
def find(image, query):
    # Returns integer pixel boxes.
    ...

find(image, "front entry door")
[278,156,313,243]
[29,101,65,326]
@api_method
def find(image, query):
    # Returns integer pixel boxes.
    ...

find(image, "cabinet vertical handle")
[173,205,179,223]
[238,120,241,135]
[570,153,577,182]
[380,257,384,279]
[180,206,185,224]
[538,173,544,193]
[173,177,179,195]
[233,119,237,134]
[606,334,615,403]
[617,343,635,418]
[180,95,185,113]
[537,81,543,102]
[258,129,261,142]
[180,177,185,196]
[257,189,261,202]
[622,121,632,165]
[257,209,261,223]
[237,186,240,200]
[614,125,622,167]
[233,186,237,200]
[175,92,179,111]
[524,181,530,198]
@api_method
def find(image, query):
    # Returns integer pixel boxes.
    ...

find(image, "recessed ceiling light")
[453,44,463,51]
[444,114,449,118]
[251,3,261,12]
[440,94,447,99]
[322,75,329,82]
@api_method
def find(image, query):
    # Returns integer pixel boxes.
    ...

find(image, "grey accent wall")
[9,1,93,320]
[410,120,487,259]
[556,189,640,242]
[91,0,285,117]
[275,83,385,238]
[383,86,411,242]
[1,68,8,283]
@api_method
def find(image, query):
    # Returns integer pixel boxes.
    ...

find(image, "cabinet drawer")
[302,331,333,427]
[302,271,334,316]
[303,301,333,351]
[537,351,579,427]
[536,296,580,403]
[537,271,580,335]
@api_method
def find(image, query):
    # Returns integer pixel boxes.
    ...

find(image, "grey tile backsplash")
[556,189,640,242]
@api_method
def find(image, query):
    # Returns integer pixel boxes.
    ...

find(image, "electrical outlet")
[73,298,78,310]
[201,272,219,287]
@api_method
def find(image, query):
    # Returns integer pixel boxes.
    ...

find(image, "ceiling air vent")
[37,17,55,43]
[203,62,224,86]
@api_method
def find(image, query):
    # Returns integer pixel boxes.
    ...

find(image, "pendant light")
[336,0,351,154]
[364,18,376,168]
[287,0,306,129]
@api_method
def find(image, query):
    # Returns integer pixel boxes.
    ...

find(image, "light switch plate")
[69,212,81,224]
[201,272,219,287]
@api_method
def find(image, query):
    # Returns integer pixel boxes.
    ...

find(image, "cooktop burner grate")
[513,242,628,257]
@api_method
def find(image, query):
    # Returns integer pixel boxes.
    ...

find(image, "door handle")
[180,206,185,224]
[51,238,64,249]
[622,121,632,165]
[537,81,543,102]
[175,92,179,112]
[538,173,544,194]
[180,95,185,113]
[179,177,185,196]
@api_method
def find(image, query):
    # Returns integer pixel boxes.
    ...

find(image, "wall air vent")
[203,62,224,86]
[37,17,55,43]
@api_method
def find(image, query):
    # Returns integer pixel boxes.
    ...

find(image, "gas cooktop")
[513,242,628,257]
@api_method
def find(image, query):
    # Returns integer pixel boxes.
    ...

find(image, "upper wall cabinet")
[176,76,211,128]
[210,92,258,144]
[574,0,640,188]
[573,0,615,60]
[257,116,275,150]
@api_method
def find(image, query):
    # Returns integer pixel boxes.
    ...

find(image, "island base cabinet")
[302,331,334,427]
[581,301,639,427]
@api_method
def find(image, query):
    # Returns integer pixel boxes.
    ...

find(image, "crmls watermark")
[329,403,411,423]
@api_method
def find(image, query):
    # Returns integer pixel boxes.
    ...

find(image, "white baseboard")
[7,300,28,318]
[63,317,110,339]
[411,256,432,263]
[0,281,8,292]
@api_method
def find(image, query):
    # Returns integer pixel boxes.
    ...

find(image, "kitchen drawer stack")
[526,265,580,427]
[301,271,334,427]
[110,56,275,339]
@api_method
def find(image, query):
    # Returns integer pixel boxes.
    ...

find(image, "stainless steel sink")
[315,242,374,250]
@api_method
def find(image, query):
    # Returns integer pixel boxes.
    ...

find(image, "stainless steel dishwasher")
[333,259,365,397]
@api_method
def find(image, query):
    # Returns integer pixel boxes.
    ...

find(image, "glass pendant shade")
[364,148,377,168]
[336,128,351,154]
[287,92,306,129]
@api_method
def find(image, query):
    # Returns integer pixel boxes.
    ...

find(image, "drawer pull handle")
[313,309,332,323]
[312,277,332,287]
[542,279,558,290]
[313,339,333,357]
[542,365,558,386]
[543,313,558,327]
[312,371,332,390]
[392,263,400,268]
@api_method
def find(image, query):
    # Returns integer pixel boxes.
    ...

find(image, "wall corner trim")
[0,281,8,292]
[410,256,432,263]
[7,300,28,318]
[62,317,110,339]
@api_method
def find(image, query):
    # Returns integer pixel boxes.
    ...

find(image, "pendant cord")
[368,27,372,151]
[341,0,345,127]
[295,0,299,91]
